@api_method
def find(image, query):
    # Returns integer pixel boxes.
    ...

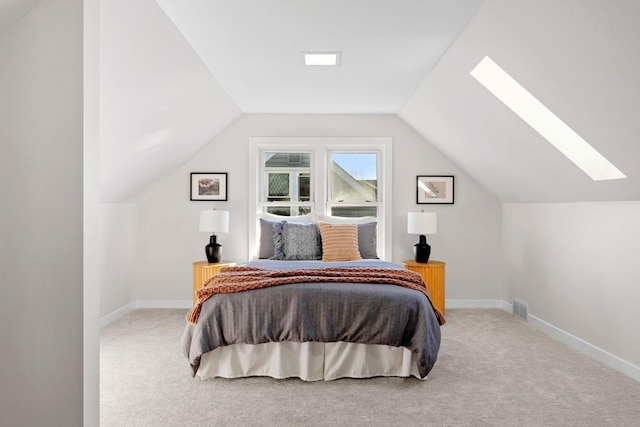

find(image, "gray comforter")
[181,259,441,378]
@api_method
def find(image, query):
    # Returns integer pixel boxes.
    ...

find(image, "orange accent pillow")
[318,222,362,262]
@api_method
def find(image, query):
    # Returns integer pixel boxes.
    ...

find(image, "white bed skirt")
[197,341,422,381]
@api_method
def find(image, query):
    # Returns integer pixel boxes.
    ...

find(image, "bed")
[181,216,444,381]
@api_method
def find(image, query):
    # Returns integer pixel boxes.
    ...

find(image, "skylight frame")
[470,56,625,181]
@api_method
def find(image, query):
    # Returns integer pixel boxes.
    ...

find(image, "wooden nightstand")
[402,260,446,314]
[192,261,236,304]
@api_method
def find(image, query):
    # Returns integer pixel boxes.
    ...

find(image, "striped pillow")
[318,222,362,262]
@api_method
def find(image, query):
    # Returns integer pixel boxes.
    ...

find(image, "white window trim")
[248,137,393,260]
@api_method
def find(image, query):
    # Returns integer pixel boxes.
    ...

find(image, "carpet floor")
[100,309,640,426]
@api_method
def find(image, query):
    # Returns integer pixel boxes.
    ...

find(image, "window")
[328,152,379,218]
[249,137,392,259]
[262,152,312,216]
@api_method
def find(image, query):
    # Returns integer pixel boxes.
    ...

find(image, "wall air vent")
[512,299,529,321]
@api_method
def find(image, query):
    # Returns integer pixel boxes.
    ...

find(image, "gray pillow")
[284,222,322,260]
[271,221,285,260]
[258,218,279,259]
[357,222,378,259]
[259,214,318,258]
[271,222,322,260]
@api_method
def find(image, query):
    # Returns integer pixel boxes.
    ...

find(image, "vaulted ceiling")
[152,0,482,114]
[4,0,638,203]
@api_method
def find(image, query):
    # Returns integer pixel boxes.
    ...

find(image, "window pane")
[265,206,312,216]
[264,152,311,203]
[330,206,377,218]
[297,206,311,216]
[331,153,377,202]
[298,173,310,201]
[266,206,292,216]
[268,173,290,200]
[265,152,311,168]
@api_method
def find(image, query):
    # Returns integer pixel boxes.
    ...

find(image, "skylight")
[303,52,341,66]
[470,56,626,181]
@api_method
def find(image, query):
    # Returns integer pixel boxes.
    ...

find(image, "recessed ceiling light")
[471,56,626,181]
[303,52,341,66]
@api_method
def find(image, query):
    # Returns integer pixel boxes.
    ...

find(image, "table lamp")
[407,211,437,263]
[199,209,229,263]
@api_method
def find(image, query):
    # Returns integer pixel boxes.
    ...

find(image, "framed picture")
[416,175,454,204]
[190,173,228,201]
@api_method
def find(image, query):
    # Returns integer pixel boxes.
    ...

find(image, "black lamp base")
[414,235,431,263]
[205,234,222,263]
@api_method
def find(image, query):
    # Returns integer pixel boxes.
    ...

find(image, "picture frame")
[190,172,228,201]
[416,175,454,204]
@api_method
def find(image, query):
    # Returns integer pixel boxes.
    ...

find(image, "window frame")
[249,137,393,260]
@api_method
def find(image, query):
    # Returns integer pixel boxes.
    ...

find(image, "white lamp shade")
[199,210,229,233]
[407,212,437,235]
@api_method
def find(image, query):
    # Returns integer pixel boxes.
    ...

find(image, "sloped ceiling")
[100,0,242,202]
[0,0,41,34]
[154,0,482,113]
[400,0,640,202]
[100,0,639,202]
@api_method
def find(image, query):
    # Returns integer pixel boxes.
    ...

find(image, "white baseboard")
[100,299,192,328]
[447,300,640,382]
[526,313,640,383]
[99,302,137,328]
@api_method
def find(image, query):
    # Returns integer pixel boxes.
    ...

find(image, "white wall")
[503,202,640,370]
[133,114,502,303]
[84,0,100,423]
[0,0,84,425]
[100,203,138,317]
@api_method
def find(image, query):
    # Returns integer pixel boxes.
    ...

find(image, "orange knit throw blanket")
[187,266,445,325]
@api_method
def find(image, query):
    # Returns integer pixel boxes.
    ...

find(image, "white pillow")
[259,212,319,223]
[316,213,376,224]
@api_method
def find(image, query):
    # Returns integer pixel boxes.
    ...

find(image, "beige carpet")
[100,309,640,426]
